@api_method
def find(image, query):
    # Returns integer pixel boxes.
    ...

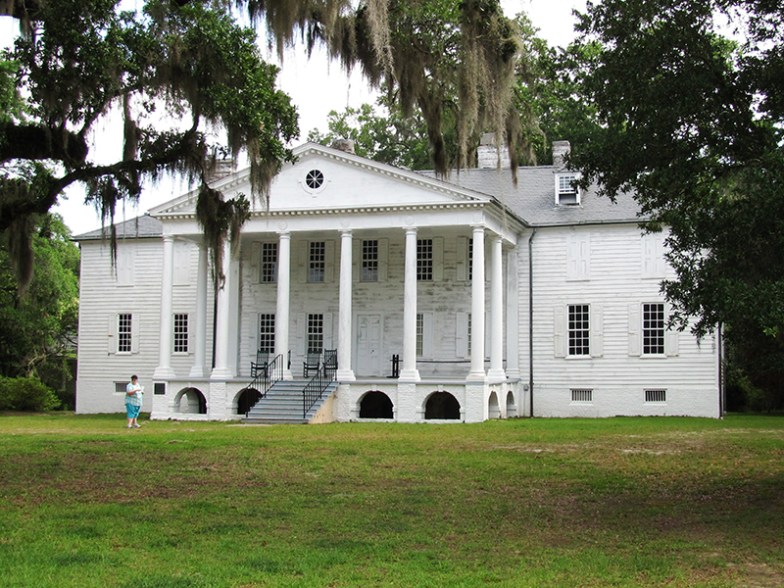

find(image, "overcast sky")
[1,1,588,234]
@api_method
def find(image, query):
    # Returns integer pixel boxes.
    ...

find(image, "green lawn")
[1,414,782,587]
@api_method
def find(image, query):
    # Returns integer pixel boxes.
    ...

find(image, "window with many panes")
[174,313,189,353]
[361,239,379,282]
[556,173,580,205]
[308,241,325,283]
[643,303,665,355]
[417,238,433,281]
[260,242,278,283]
[568,304,590,356]
[118,314,132,353]
[468,239,474,281]
[307,314,324,354]
[416,313,424,356]
[258,314,275,354]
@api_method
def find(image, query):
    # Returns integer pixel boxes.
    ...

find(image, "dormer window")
[556,173,580,206]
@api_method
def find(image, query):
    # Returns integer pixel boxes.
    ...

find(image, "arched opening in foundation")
[488,391,501,419]
[236,388,262,415]
[506,390,518,418]
[424,391,460,420]
[175,387,207,414]
[359,390,394,419]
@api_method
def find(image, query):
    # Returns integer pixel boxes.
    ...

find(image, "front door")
[355,314,382,377]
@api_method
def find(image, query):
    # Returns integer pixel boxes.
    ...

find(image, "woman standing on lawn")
[125,375,143,429]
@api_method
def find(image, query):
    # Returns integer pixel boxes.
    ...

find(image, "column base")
[336,369,356,382]
[188,366,207,378]
[487,368,507,382]
[398,368,421,382]
[466,370,487,382]
[153,367,176,380]
[210,368,233,380]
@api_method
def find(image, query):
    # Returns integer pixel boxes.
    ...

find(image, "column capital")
[162,234,175,243]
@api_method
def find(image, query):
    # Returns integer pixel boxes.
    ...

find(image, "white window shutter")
[433,237,444,281]
[553,306,566,358]
[378,238,389,282]
[323,312,334,349]
[456,312,469,358]
[579,238,590,280]
[456,236,468,281]
[324,240,335,283]
[591,304,604,358]
[628,303,641,356]
[422,312,434,358]
[250,242,261,273]
[297,241,307,283]
[566,236,579,281]
[188,313,195,355]
[131,314,140,354]
[352,238,360,283]
[107,315,117,354]
[664,304,679,356]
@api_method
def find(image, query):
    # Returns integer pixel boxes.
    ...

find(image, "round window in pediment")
[305,169,324,190]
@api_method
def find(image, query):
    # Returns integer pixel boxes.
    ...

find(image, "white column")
[276,231,292,379]
[400,227,420,381]
[337,229,356,381]
[154,235,176,379]
[211,240,233,379]
[505,246,521,379]
[488,235,506,380]
[189,241,208,378]
[468,225,486,380]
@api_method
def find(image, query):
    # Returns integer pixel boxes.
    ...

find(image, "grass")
[0,414,783,587]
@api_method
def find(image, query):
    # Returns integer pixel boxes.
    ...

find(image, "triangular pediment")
[151,142,491,218]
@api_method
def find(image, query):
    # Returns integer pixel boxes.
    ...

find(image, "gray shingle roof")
[417,165,643,227]
[72,214,163,241]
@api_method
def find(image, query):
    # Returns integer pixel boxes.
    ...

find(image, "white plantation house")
[74,140,722,422]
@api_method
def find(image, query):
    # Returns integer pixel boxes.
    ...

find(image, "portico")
[147,142,524,422]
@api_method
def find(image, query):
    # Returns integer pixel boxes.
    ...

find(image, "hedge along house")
[74,140,722,421]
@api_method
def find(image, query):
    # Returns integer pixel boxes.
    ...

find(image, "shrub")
[0,376,61,412]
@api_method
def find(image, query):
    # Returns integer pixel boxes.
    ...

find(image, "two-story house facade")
[74,141,721,421]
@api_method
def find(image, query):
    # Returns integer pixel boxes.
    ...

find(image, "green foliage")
[0,214,79,397]
[1,0,298,288]
[571,0,784,404]
[0,376,60,411]
[307,100,440,170]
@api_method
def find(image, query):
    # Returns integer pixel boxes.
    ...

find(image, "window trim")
[567,304,591,357]
[642,302,666,356]
[173,313,189,354]
[555,173,581,206]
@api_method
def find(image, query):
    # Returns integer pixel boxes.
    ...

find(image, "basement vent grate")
[645,389,667,403]
[571,388,593,403]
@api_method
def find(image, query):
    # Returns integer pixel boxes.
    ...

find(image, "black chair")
[251,350,270,379]
[303,351,321,378]
[323,349,337,378]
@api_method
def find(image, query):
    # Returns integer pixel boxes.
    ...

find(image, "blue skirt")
[125,402,142,419]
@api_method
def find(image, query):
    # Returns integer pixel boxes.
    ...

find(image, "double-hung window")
[361,239,379,282]
[642,303,665,355]
[173,313,189,353]
[260,242,278,283]
[258,314,275,354]
[307,314,324,354]
[568,304,590,356]
[117,313,132,353]
[308,241,326,283]
[417,238,433,281]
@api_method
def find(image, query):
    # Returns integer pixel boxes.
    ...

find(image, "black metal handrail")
[245,354,284,415]
[302,363,336,419]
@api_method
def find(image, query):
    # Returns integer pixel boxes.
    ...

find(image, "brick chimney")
[330,138,355,154]
[477,132,511,169]
[552,140,571,169]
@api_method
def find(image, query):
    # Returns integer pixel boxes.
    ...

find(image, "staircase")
[244,379,337,424]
